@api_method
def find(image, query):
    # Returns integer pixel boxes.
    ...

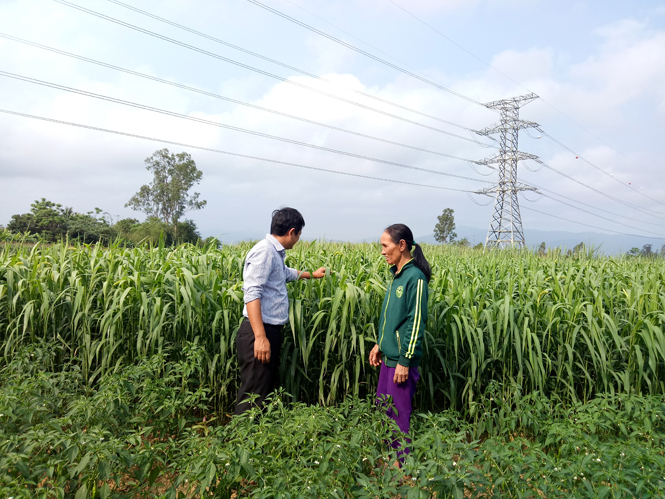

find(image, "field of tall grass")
[1,239,663,417]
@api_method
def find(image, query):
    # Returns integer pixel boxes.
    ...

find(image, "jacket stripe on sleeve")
[406,279,424,358]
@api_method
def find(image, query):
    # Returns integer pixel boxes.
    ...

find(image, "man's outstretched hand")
[311,267,327,279]
[369,344,382,367]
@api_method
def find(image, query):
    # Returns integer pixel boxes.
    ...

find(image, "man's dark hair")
[270,207,305,236]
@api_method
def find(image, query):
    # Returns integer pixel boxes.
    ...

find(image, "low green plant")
[2,344,664,498]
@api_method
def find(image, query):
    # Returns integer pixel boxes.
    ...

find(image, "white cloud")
[1,0,665,244]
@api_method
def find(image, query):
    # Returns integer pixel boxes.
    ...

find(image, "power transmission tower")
[475,94,540,249]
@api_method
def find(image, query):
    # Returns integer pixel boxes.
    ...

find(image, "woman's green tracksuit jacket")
[377,259,428,368]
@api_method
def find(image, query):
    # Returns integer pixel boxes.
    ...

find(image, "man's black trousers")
[234,318,283,415]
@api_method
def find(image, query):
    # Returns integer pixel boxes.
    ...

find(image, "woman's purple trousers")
[376,362,420,460]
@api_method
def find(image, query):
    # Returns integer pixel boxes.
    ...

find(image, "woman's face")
[380,231,404,266]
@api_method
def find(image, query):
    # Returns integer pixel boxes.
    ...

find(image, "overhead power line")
[522,206,665,240]
[104,0,479,135]
[385,0,533,95]
[0,108,483,194]
[385,0,665,189]
[53,0,493,148]
[245,0,485,106]
[537,129,665,208]
[531,192,665,238]
[525,180,665,230]
[0,33,481,165]
[280,0,432,81]
[532,158,665,223]
[3,107,662,241]
[0,71,494,186]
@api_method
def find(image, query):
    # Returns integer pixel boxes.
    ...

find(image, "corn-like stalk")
[1,240,664,414]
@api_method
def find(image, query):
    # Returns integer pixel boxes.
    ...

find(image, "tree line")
[2,149,215,247]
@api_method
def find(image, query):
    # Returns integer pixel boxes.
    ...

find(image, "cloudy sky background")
[1,0,665,244]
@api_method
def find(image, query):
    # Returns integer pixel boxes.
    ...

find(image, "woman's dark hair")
[384,223,432,282]
[271,207,305,236]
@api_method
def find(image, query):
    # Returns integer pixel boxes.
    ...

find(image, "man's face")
[283,229,301,250]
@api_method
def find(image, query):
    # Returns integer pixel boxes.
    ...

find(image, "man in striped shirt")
[235,207,326,415]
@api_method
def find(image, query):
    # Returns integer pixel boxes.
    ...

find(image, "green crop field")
[1,240,664,498]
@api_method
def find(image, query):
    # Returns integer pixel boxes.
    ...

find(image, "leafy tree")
[7,199,116,243]
[204,236,222,249]
[473,243,484,250]
[66,208,115,244]
[433,208,457,244]
[113,218,140,238]
[128,217,175,245]
[627,247,641,257]
[7,199,68,242]
[573,242,585,255]
[125,149,207,238]
[62,206,75,220]
[176,219,202,244]
[660,244,665,258]
[641,244,653,258]
[537,242,546,256]
[453,237,470,247]
[114,217,201,246]
[6,212,36,234]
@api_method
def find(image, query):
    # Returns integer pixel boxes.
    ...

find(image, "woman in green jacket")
[369,223,431,464]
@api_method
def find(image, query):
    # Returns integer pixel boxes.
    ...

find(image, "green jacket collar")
[390,258,414,278]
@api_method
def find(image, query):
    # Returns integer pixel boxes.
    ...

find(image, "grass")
[1,240,664,415]
[1,239,665,497]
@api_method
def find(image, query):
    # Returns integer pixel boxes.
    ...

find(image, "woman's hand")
[393,364,409,384]
[369,344,382,367]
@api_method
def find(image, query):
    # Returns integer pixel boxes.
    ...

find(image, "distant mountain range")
[206,226,662,256]
[417,225,664,255]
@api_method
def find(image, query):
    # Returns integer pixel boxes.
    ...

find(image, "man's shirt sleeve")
[285,267,299,283]
[243,246,272,304]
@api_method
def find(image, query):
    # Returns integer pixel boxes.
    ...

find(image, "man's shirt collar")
[266,234,285,253]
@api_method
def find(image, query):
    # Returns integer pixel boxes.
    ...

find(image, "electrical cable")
[53,0,494,147]
[524,180,665,229]
[532,159,665,222]
[0,70,495,185]
[385,0,665,186]
[467,160,494,177]
[0,108,486,194]
[538,128,665,208]
[520,191,543,203]
[4,107,663,240]
[104,0,479,134]
[521,159,542,173]
[532,192,665,238]
[365,1,665,230]
[0,33,482,166]
[521,206,665,240]
[280,0,431,81]
[385,0,524,90]
[466,192,493,206]
[245,0,485,106]
[524,128,542,140]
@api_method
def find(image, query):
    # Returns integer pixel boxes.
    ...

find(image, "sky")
[1,0,665,244]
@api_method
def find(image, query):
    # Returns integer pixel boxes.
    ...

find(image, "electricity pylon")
[475,93,540,249]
